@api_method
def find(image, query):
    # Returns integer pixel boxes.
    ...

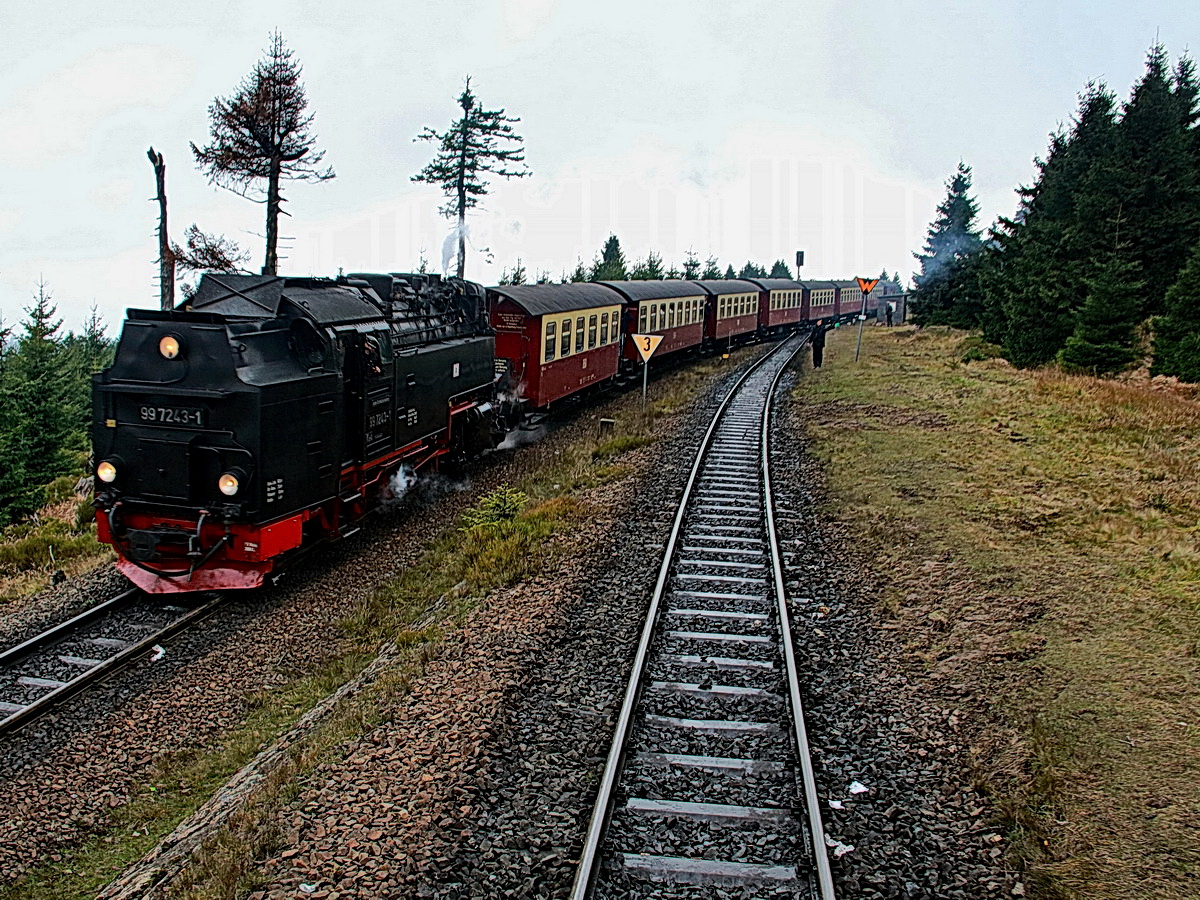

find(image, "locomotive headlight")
[97,461,117,483]
[217,472,240,496]
[159,335,181,359]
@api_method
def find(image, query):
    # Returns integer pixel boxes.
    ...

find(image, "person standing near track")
[812,320,827,368]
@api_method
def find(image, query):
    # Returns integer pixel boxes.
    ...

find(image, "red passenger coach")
[806,280,838,324]
[746,278,807,334]
[488,283,624,409]
[832,280,867,319]
[600,280,707,368]
[694,280,761,344]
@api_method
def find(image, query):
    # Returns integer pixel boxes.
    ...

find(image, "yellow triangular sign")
[856,277,879,294]
[632,333,664,362]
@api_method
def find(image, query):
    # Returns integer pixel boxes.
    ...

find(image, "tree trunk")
[264,156,282,276]
[147,147,174,310]
[456,115,468,279]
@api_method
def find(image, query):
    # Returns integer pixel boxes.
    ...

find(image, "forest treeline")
[910,44,1200,379]
[497,235,853,285]
[0,282,115,527]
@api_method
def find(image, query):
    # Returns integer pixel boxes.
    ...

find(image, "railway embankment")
[793,324,1200,899]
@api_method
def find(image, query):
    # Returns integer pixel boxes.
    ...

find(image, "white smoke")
[497,423,547,450]
[383,463,473,508]
[387,465,418,503]
[441,220,469,275]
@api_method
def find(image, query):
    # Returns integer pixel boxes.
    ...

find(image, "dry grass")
[795,325,1200,899]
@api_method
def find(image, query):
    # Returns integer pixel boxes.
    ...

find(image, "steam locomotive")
[93,271,889,593]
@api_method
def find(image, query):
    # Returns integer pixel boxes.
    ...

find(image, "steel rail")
[570,333,810,898]
[0,588,142,669]
[761,339,837,899]
[0,590,226,736]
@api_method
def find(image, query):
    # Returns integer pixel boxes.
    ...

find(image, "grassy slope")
[795,325,1199,899]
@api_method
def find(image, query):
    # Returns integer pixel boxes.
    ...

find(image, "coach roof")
[488,283,622,317]
[743,278,805,291]
[598,280,705,301]
[691,279,760,295]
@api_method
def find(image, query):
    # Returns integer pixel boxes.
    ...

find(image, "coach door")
[342,330,396,463]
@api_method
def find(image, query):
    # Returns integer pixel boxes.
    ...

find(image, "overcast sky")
[1,0,1197,334]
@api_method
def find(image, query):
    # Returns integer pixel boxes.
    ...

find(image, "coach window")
[545,321,556,362]
[600,313,609,346]
[638,305,648,333]
[561,318,572,357]
[666,303,674,328]
[588,314,598,349]
[649,304,658,332]
[575,316,585,352]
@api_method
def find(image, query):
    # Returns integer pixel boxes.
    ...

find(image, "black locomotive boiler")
[92,272,496,593]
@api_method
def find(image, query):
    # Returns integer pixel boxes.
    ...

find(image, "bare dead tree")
[146,147,174,310]
[190,30,333,276]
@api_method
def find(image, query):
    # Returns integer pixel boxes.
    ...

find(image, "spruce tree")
[1151,235,1200,381]
[629,251,665,280]
[1057,251,1144,374]
[413,77,529,278]
[589,235,627,280]
[681,250,702,279]
[723,264,737,279]
[994,84,1120,365]
[700,257,723,279]
[770,259,794,278]
[737,261,768,278]
[1109,45,1200,316]
[911,162,983,325]
[0,281,75,520]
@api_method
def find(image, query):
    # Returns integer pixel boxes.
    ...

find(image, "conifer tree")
[1108,45,1200,316]
[191,31,334,276]
[1057,251,1144,374]
[681,250,701,279]
[737,261,768,278]
[569,259,588,283]
[589,235,627,281]
[723,264,737,279]
[0,281,75,520]
[995,84,1120,365]
[629,251,665,280]
[413,77,529,278]
[700,257,723,279]
[498,258,527,285]
[1151,235,1200,381]
[910,162,983,326]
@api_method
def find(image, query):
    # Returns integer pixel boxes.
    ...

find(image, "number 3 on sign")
[632,332,663,362]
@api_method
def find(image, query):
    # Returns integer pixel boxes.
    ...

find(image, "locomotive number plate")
[139,405,205,427]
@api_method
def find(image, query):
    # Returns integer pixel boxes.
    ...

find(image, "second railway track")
[573,334,835,899]
[0,588,224,736]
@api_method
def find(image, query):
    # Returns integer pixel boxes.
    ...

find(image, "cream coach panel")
[637,296,704,332]
[717,292,757,320]
[543,304,622,362]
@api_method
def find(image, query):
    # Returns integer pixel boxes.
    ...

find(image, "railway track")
[0,588,224,736]
[572,334,835,899]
